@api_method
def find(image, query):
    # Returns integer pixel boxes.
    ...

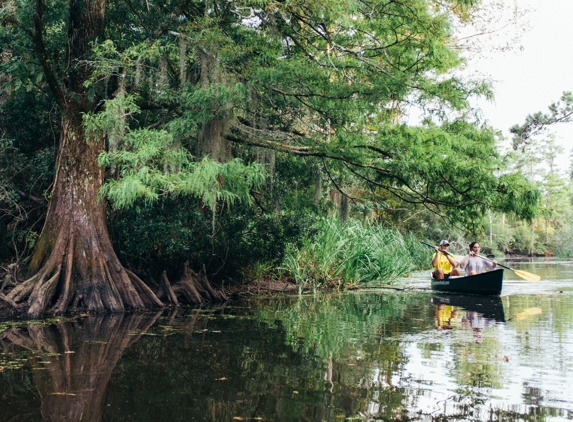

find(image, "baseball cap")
[439,240,450,246]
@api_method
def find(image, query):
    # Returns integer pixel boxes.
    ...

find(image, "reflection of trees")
[0,313,161,422]
[253,294,424,359]
[252,293,428,420]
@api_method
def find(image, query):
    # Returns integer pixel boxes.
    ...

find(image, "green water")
[1,258,572,421]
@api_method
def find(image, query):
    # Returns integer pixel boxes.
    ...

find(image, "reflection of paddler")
[463,311,495,329]
[515,307,542,321]
[435,304,458,329]
[462,311,496,344]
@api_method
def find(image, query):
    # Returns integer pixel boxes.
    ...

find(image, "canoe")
[430,269,504,296]
[431,293,505,322]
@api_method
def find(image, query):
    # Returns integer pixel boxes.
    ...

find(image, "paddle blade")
[513,269,541,283]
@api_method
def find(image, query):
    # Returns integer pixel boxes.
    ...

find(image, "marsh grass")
[281,217,428,291]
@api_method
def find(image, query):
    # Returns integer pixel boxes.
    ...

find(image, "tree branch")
[31,0,67,110]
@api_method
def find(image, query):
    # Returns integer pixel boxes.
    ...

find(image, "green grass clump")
[281,217,427,291]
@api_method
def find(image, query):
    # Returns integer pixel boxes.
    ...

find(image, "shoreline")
[0,278,414,321]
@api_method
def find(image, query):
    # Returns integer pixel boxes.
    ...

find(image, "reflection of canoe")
[431,269,503,296]
[431,293,505,322]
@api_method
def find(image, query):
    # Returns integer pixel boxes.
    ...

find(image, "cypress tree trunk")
[340,193,349,224]
[194,1,232,162]
[530,219,535,257]
[313,169,322,205]
[7,0,162,318]
[9,113,162,318]
[195,50,232,162]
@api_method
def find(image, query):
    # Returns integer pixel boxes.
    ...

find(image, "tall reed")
[281,217,426,291]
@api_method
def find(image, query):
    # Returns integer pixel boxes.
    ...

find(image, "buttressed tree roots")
[6,253,227,319]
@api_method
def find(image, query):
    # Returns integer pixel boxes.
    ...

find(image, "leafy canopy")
[1,0,539,233]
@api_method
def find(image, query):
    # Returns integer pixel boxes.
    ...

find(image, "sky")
[467,0,573,173]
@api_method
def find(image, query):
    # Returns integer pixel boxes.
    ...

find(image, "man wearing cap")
[431,240,461,279]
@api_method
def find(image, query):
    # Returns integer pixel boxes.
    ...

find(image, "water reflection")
[432,294,505,343]
[0,286,572,421]
[0,312,161,421]
[433,293,505,320]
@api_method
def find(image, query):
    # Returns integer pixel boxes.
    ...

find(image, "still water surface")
[1,258,572,421]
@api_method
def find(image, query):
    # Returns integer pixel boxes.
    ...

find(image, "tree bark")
[157,270,180,306]
[8,114,163,318]
[164,263,228,305]
[194,48,232,162]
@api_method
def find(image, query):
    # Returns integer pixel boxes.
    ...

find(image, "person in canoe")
[459,242,497,276]
[431,240,461,279]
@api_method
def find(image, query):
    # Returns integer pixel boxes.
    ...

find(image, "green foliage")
[78,0,533,233]
[509,222,541,255]
[0,87,56,260]
[85,96,267,210]
[110,197,316,281]
[553,220,573,257]
[510,91,573,150]
[281,217,426,290]
[380,121,540,224]
[487,133,573,256]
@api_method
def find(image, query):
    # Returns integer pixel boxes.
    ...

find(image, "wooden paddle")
[420,241,541,283]
[473,253,541,282]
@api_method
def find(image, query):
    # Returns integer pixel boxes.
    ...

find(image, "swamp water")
[0,258,572,421]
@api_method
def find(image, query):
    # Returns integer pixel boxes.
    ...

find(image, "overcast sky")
[469,0,573,173]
